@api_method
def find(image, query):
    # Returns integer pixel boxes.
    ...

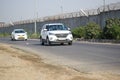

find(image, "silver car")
[11,29,27,41]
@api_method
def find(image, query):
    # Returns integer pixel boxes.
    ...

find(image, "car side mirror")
[43,29,47,31]
[68,28,71,31]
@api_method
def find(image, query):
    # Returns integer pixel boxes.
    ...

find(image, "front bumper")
[48,34,73,43]
[50,39,72,43]
[15,35,27,40]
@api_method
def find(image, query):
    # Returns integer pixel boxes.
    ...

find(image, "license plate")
[58,38,66,40]
[18,37,24,39]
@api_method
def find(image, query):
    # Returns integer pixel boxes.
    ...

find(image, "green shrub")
[85,22,102,39]
[0,33,10,37]
[28,33,40,39]
[72,26,85,38]
[72,22,102,39]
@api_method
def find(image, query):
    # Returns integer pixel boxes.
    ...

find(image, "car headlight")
[49,33,55,35]
[69,32,72,34]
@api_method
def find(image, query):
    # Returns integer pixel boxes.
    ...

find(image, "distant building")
[0,22,5,27]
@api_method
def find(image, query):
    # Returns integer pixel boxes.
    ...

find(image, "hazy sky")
[0,0,120,23]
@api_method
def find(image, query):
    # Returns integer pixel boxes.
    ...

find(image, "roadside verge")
[0,43,120,80]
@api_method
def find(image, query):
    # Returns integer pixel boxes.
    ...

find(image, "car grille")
[55,34,68,38]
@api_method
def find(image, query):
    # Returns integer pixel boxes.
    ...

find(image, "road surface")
[0,38,120,73]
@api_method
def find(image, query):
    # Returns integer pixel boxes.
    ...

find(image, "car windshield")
[15,30,25,33]
[47,25,68,31]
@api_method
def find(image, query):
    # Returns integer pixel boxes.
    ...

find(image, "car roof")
[45,23,64,26]
[13,29,24,31]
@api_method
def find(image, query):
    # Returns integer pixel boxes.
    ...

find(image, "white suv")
[40,23,73,45]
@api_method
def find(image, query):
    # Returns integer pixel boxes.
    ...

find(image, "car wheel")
[61,43,64,45]
[13,39,16,41]
[11,36,14,41]
[68,42,72,45]
[41,39,44,45]
[13,36,16,41]
[11,38,13,41]
[46,37,51,46]
[12,38,16,41]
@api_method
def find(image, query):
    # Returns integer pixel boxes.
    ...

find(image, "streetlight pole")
[60,0,63,14]
[61,6,63,14]
[103,0,105,11]
[103,0,106,29]
[34,0,37,34]
[34,19,37,34]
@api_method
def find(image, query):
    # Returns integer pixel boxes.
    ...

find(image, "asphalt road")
[0,38,120,73]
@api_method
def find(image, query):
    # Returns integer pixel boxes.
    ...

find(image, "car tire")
[11,36,14,41]
[12,38,15,41]
[46,37,51,46]
[68,41,72,45]
[61,43,64,45]
[11,38,13,41]
[41,39,44,45]
[13,36,16,41]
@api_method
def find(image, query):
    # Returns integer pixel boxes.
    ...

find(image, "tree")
[103,18,120,40]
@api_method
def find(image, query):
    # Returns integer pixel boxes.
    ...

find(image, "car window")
[46,25,49,31]
[47,25,68,31]
[42,25,46,30]
[15,30,25,33]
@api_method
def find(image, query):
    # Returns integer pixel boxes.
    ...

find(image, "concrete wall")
[0,9,120,34]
